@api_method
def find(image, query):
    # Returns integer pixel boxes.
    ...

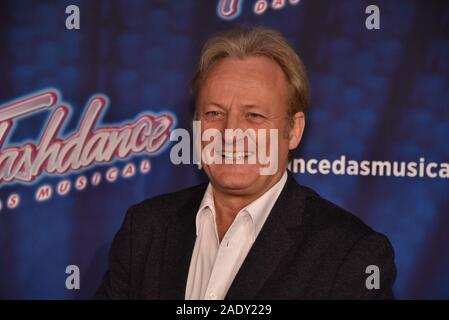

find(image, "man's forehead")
[206,56,286,82]
[201,61,288,100]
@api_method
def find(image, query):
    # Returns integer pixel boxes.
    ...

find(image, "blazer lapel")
[157,184,207,299]
[225,173,306,299]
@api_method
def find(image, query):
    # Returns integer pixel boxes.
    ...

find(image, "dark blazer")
[94,173,396,299]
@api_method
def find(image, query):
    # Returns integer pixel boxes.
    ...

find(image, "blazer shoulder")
[127,183,208,226]
[299,185,379,242]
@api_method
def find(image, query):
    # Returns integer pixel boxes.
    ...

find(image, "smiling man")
[95,27,396,300]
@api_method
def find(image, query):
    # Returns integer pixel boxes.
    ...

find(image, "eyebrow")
[204,102,226,109]
[241,104,260,110]
[204,102,262,110]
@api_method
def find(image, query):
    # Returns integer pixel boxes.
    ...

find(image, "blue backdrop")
[0,0,448,299]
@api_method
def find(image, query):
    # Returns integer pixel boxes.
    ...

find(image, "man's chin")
[212,181,256,195]
[207,167,260,192]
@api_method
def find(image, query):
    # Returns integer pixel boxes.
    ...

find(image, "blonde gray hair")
[191,26,310,120]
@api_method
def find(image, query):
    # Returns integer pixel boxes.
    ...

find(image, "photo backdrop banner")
[0,0,448,299]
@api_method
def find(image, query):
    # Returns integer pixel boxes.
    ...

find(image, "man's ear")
[288,112,305,150]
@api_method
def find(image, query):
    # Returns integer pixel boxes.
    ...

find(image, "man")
[94,27,396,299]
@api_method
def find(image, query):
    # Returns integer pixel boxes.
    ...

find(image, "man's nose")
[223,114,244,144]
[223,112,242,130]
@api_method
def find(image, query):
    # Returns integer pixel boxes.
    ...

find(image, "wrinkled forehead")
[197,57,290,112]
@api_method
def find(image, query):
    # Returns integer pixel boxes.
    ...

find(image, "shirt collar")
[195,171,288,238]
[243,171,288,238]
[195,183,215,236]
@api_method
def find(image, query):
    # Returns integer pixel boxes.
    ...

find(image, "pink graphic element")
[217,0,243,19]
[254,0,268,14]
[271,0,286,10]
[218,0,302,19]
[0,91,174,185]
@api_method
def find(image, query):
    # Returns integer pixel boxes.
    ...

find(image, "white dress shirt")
[185,171,288,300]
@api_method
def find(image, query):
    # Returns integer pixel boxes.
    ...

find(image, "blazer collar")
[157,172,306,299]
[225,172,306,299]
[157,183,207,299]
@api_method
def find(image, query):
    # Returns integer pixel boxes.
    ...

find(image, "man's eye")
[247,112,264,120]
[204,111,223,119]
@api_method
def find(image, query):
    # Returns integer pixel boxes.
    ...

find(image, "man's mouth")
[218,151,255,161]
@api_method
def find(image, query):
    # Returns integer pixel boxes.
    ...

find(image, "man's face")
[197,56,303,197]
